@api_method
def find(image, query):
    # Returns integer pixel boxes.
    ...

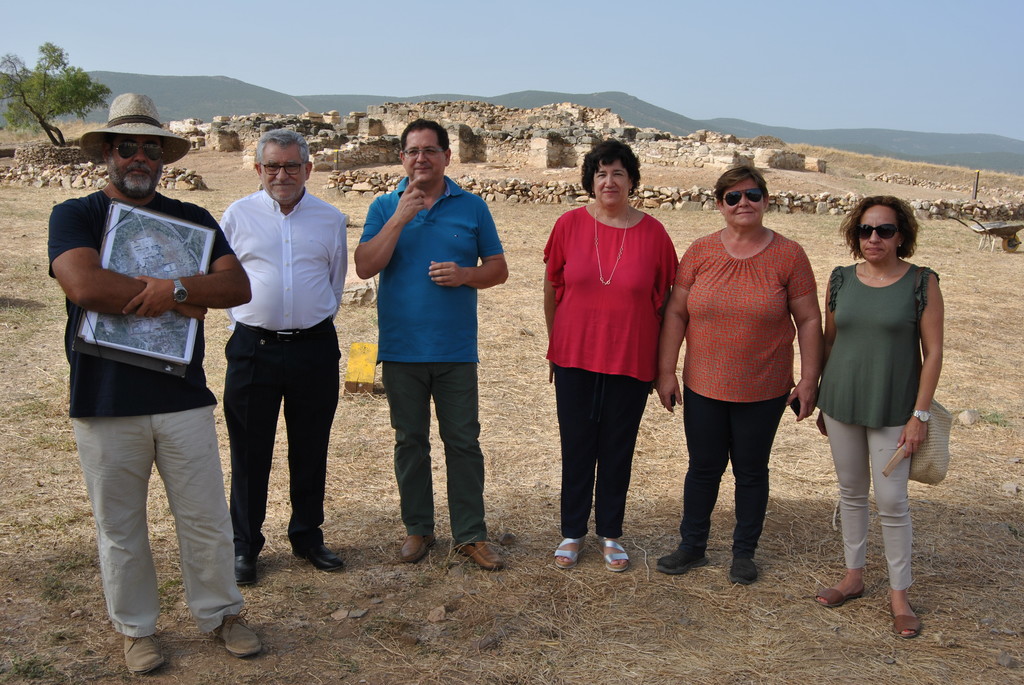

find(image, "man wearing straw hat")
[47,93,261,673]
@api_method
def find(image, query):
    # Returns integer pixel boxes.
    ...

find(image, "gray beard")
[107,158,162,199]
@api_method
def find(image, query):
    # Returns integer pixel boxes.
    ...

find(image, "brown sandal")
[892,613,921,639]
[815,586,864,608]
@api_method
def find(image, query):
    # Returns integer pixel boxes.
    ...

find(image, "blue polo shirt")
[361,177,503,362]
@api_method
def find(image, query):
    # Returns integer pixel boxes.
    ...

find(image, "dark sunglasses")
[724,189,764,206]
[115,140,163,161]
[857,223,899,240]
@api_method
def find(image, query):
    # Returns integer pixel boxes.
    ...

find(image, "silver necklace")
[594,210,629,286]
[860,263,901,281]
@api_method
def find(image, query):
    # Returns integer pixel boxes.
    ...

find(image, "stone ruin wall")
[164,100,825,174]
[6,100,1024,219]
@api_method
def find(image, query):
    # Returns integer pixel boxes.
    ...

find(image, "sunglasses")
[724,189,764,206]
[115,140,163,161]
[857,223,899,240]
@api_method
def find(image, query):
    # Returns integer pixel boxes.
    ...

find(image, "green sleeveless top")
[817,264,937,428]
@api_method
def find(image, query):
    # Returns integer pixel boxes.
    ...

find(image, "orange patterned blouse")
[676,231,816,402]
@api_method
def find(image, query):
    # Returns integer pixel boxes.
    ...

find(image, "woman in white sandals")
[543,140,678,571]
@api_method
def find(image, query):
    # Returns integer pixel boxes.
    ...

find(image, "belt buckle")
[276,329,299,341]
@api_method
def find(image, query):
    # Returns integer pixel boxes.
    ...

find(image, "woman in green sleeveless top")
[813,196,944,639]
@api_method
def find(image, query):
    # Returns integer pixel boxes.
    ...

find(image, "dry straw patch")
[0,151,1021,684]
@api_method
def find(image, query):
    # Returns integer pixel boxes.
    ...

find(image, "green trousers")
[381,362,488,544]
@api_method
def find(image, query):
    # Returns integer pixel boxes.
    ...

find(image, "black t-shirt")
[48,191,234,418]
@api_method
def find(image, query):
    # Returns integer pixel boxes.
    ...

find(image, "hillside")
[6,71,1019,174]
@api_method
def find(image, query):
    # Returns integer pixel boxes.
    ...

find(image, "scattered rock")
[958,409,981,425]
[498,533,516,546]
[997,651,1022,668]
[1001,482,1020,497]
[427,606,446,623]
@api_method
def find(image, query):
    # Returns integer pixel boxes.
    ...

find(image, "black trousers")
[553,364,650,539]
[677,386,788,559]
[225,320,340,557]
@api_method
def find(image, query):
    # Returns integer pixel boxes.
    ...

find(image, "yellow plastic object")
[344,342,377,394]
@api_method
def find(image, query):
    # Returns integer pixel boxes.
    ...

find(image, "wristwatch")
[912,409,931,422]
[172,278,188,303]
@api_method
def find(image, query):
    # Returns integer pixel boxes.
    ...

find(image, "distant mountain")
[6,71,1021,174]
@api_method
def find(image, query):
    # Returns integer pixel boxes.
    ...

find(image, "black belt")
[237,317,334,341]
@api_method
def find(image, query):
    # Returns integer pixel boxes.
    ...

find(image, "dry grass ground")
[0,147,1022,684]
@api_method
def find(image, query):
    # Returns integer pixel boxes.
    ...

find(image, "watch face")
[173,280,187,303]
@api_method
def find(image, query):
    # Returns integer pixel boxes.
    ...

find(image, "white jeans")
[822,413,913,590]
[73,406,243,636]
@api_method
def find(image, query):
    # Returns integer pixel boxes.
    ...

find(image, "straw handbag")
[909,400,952,484]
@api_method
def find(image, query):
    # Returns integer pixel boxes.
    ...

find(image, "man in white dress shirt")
[221,129,347,584]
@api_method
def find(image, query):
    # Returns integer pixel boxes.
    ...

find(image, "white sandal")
[553,537,583,569]
[601,538,630,572]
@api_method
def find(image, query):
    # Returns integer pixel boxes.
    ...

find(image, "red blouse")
[545,207,678,382]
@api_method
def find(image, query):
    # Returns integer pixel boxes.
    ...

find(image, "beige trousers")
[73,406,243,636]
[822,413,913,590]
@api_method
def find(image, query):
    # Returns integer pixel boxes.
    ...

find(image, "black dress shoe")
[294,544,344,572]
[234,555,257,586]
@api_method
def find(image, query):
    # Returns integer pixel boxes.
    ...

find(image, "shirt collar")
[397,176,460,198]
[259,187,307,214]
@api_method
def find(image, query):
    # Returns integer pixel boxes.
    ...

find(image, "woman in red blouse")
[544,140,678,572]
[654,166,823,584]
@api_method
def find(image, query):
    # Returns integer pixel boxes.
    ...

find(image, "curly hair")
[839,196,918,259]
[581,139,641,197]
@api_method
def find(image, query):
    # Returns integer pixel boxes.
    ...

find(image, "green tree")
[0,42,111,146]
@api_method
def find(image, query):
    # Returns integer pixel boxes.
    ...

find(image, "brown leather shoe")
[457,541,505,571]
[399,534,435,563]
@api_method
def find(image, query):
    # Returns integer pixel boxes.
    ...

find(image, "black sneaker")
[656,548,708,575]
[729,558,758,585]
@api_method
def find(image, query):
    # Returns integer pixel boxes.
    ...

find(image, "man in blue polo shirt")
[354,118,508,570]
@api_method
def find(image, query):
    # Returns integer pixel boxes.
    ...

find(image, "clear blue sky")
[6,0,1022,140]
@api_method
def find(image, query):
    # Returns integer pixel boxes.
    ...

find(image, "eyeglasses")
[261,162,305,175]
[857,223,899,240]
[402,147,444,158]
[115,140,163,161]
[723,189,765,206]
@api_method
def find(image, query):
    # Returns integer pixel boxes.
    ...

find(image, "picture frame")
[74,200,215,376]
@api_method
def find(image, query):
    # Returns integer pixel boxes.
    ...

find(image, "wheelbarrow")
[953,217,1022,253]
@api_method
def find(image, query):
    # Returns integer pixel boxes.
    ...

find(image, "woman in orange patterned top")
[653,166,823,585]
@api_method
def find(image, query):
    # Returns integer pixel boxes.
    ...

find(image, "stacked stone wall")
[14,143,84,165]
[323,169,1024,221]
[1,162,208,191]
[869,172,1024,201]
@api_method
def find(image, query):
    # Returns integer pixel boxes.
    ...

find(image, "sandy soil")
[0,148,1022,684]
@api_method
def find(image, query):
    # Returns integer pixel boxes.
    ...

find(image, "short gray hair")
[256,129,310,163]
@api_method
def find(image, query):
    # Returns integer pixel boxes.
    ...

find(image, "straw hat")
[79,93,190,164]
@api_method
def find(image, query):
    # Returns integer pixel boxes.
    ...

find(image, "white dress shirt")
[222,189,347,331]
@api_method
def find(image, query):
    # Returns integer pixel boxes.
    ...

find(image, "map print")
[80,203,214,365]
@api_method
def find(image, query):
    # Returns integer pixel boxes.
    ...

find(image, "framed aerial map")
[75,201,215,374]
